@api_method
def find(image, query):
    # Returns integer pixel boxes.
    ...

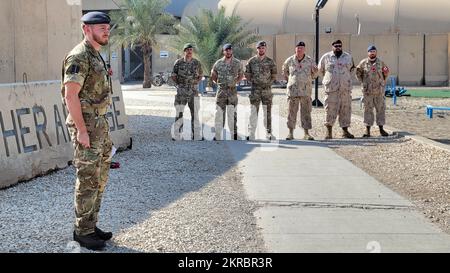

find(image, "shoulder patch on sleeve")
[67,64,81,74]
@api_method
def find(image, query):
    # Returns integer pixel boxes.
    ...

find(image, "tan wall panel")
[152,35,180,76]
[449,34,450,87]
[374,34,398,77]
[425,34,448,86]
[350,35,374,67]
[275,34,296,80]
[47,0,77,80]
[0,80,131,188]
[0,0,15,83]
[82,0,122,11]
[14,0,48,82]
[350,35,374,84]
[398,35,424,85]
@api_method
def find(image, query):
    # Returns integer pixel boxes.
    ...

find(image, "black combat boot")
[286,129,294,140]
[73,231,106,251]
[342,127,355,139]
[363,126,371,138]
[95,226,113,241]
[325,126,333,140]
[379,126,389,137]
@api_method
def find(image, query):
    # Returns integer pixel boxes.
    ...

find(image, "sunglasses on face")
[333,44,342,48]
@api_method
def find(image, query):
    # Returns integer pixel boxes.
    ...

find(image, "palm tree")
[110,0,176,88]
[172,7,260,77]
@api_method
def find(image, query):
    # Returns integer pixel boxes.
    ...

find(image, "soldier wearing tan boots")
[356,45,389,137]
[318,40,355,139]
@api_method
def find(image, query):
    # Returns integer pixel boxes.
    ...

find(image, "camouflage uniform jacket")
[211,57,243,98]
[319,51,355,93]
[356,57,389,95]
[61,40,111,115]
[282,54,318,97]
[171,57,203,96]
[245,55,277,90]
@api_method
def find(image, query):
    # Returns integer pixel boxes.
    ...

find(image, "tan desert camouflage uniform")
[319,51,355,128]
[282,54,319,129]
[356,57,389,126]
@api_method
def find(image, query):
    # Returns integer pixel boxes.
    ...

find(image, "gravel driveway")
[0,89,265,253]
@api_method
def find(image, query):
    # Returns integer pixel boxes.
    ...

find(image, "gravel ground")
[0,90,265,253]
[2,84,449,252]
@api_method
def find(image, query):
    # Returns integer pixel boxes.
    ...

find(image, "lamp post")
[312,0,328,107]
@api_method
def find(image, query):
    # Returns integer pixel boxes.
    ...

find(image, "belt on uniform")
[82,107,108,116]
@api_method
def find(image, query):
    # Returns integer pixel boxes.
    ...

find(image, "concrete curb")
[351,114,450,153]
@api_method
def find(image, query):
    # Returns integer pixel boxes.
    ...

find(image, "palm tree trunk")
[142,46,152,88]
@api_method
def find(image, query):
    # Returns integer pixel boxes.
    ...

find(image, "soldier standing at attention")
[245,41,277,141]
[282,41,318,140]
[211,44,244,140]
[171,43,203,141]
[62,11,113,251]
[356,45,390,137]
[318,40,355,139]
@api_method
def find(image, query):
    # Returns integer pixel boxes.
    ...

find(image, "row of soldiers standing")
[171,39,390,141]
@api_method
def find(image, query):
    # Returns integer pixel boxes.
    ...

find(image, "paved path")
[123,88,450,252]
[225,112,450,253]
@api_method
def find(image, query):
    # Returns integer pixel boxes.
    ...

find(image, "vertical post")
[391,76,397,105]
[313,7,323,107]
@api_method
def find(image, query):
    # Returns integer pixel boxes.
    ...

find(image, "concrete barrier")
[0,80,131,188]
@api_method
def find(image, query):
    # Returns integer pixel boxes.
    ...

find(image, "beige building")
[2,0,449,86]
[219,0,450,86]
[0,0,82,84]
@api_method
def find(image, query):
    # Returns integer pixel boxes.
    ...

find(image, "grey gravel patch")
[0,96,265,253]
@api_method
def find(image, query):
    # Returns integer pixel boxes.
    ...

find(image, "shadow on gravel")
[0,112,409,253]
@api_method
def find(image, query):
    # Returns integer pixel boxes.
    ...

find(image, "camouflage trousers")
[362,92,386,126]
[215,95,238,139]
[174,94,202,139]
[287,96,312,130]
[248,89,273,134]
[67,114,112,236]
[324,89,352,128]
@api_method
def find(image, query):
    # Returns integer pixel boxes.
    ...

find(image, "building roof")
[218,0,450,35]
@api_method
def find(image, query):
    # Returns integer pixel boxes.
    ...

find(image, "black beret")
[81,11,111,25]
[256,41,267,48]
[223,43,232,50]
[296,41,306,47]
[332,39,342,46]
[367,45,377,51]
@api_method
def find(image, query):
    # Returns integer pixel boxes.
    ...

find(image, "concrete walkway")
[225,113,450,253]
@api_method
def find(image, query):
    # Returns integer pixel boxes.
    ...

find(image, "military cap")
[256,41,267,48]
[81,11,111,25]
[223,43,232,50]
[296,41,306,47]
[183,43,194,51]
[367,45,377,51]
[332,39,342,46]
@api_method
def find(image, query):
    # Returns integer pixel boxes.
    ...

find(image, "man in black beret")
[244,40,277,140]
[318,39,356,139]
[61,11,113,251]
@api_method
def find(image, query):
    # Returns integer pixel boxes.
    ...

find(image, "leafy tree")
[110,0,176,88]
[172,7,259,77]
